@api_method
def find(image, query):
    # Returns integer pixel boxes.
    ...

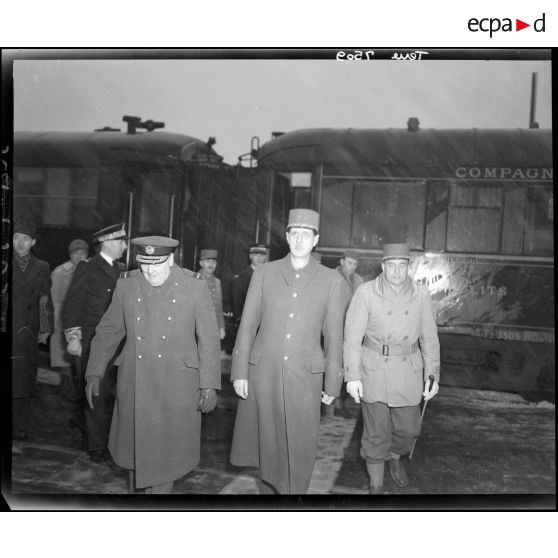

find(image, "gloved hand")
[67,339,82,357]
[219,328,226,340]
[233,379,248,399]
[423,379,439,401]
[38,332,49,344]
[198,388,217,413]
[346,380,363,403]
[86,376,101,410]
[321,391,335,405]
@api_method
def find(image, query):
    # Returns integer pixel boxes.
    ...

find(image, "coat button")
[137,298,141,302]
[157,354,162,359]
[295,274,300,279]
[107,288,111,292]
[136,317,141,321]
[289,313,294,318]
[137,336,141,341]
[172,299,176,303]
[286,333,291,339]
[283,355,289,361]
[174,283,178,286]
[161,335,166,340]
[293,293,298,298]
[167,316,172,321]
[138,355,143,359]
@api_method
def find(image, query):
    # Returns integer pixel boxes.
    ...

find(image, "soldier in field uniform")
[62,223,127,462]
[85,236,221,494]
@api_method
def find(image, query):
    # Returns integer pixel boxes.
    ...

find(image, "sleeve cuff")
[64,327,82,342]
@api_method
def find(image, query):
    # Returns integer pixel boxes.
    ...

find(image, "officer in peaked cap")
[231,243,269,326]
[62,223,127,462]
[196,249,226,341]
[84,235,221,494]
[230,208,351,494]
[343,243,440,494]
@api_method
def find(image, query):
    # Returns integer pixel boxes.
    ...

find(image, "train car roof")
[14,130,224,167]
[256,128,553,177]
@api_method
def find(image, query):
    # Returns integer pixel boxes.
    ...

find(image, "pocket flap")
[310,356,326,374]
[182,355,200,369]
[248,350,261,365]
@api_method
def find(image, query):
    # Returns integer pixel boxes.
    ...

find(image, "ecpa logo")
[468,13,546,37]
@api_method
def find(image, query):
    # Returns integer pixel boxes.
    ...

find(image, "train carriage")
[254,124,554,394]
[12,125,288,281]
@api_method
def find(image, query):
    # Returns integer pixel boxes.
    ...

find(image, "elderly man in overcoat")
[12,219,53,441]
[62,223,127,462]
[85,236,221,494]
[230,209,350,494]
[344,243,440,494]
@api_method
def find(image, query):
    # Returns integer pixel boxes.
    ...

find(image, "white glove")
[67,339,82,357]
[346,380,363,404]
[233,379,248,399]
[321,392,335,405]
[423,379,439,401]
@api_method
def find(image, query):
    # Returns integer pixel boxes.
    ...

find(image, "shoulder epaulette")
[181,268,197,278]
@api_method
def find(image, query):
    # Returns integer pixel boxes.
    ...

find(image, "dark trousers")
[361,401,421,464]
[76,333,117,452]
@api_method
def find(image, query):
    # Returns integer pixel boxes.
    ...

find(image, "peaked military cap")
[287,209,319,232]
[93,223,127,244]
[249,243,269,255]
[342,249,360,260]
[13,218,37,238]
[132,236,179,264]
[68,238,89,254]
[200,249,218,259]
[382,243,410,260]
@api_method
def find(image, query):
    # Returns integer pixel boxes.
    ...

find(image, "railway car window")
[447,183,502,253]
[137,169,172,234]
[319,180,353,247]
[523,186,553,256]
[14,168,98,229]
[352,181,426,249]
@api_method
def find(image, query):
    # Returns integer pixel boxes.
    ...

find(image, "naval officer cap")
[382,243,410,261]
[200,249,218,260]
[93,223,127,244]
[287,208,320,233]
[249,243,269,255]
[132,236,179,264]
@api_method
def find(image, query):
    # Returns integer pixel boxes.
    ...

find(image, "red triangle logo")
[516,19,530,31]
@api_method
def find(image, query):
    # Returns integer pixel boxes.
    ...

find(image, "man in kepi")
[85,236,221,494]
[196,249,226,342]
[62,223,127,462]
[344,243,440,494]
[230,209,350,494]
[231,243,269,325]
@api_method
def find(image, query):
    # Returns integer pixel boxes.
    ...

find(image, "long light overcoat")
[12,254,53,397]
[230,255,350,494]
[85,265,221,488]
[344,274,440,407]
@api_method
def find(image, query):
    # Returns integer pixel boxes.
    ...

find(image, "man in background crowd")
[62,223,127,462]
[50,238,89,400]
[196,249,225,342]
[12,219,53,445]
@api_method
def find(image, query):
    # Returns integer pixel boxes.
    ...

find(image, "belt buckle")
[382,344,389,356]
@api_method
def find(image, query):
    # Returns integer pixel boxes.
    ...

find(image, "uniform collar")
[99,250,114,266]
[280,254,319,287]
[374,273,415,301]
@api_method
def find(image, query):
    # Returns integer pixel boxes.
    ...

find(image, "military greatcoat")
[85,265,221,489]
[12,254,53,397]
[230,255,350,494]
[344,274,440,407]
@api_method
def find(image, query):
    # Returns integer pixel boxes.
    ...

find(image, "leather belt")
[363,337,419,357]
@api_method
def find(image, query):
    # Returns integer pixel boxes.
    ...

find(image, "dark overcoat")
[12,254,53,397]
[230,255,350,494]
[85,265,221,488]
[231,266,253,321]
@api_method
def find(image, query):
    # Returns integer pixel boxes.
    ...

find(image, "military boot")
[366,463,384,495]
[389,453,409,487]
